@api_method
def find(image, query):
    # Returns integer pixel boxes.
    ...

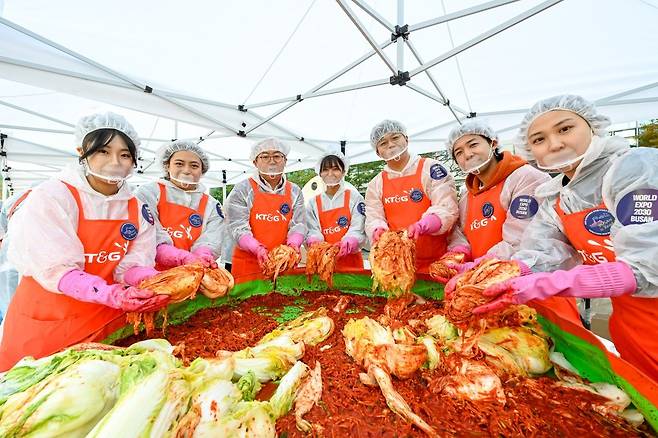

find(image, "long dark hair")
[320,155,345,173]
[78,129,138,166]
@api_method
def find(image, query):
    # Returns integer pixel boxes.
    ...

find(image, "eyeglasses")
[257,153,286,162]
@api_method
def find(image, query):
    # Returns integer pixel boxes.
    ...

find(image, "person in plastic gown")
[305,149,366,269]
[135,140,224,272]
[226,137,306,279]
[0,112,169,371]
[438,120,582,326]
[472,95,658,381]
[0,189,33,325]
[364,120,459,272]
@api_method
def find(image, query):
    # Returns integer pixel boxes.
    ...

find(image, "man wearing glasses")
[226,138,306,279]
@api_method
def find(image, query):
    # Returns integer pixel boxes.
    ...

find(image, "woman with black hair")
[305,149,366,269]
[0,111,168,370]
[438,120,581,325]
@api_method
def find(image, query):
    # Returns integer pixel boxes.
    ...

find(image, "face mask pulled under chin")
[462,147,494,175]
[84,161,132,185]
[380,145,408,162]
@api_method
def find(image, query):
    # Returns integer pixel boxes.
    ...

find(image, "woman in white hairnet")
[135,140,224,270]
[440,120,581,325]
[305,149,366,269]
[365,119,459,272]
[473,95,658,380]
[226,137,306,279]
[0,111,168,371]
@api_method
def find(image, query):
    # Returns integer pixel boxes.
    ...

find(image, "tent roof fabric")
[1,0,657,192]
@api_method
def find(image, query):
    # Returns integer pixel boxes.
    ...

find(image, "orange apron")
[464,182,506,259]
[316,190,363,269]
[555,198,658,380]
[231,179,294,279]
[381,158,447,272]
[157,182,208,251]
[464,178,581,326]
[0,183,137,370]
[7,189,31,220]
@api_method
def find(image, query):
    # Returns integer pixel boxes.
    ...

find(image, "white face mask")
[380,145,408,162]
[84,160,132,185]
[321,174,342,187]
[462,146,494,175]
[257,161,286,176]
[169,175,199,188]
[536,147,586,173]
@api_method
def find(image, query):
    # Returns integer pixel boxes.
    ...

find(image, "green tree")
[637,119,658,148]
[285,168,316,189]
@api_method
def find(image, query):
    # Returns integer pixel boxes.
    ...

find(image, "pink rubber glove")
[58,269,169,312]
[431,245,474,282]
[123,266,159,287]
[286,232,305,251]
[372,227,387,243]
[473,261,637,315]
[407,214,442,240]
[446,245,472,262]
[192,246,218,268]
[238,234,269,265]
[156,243,202,268]
[338,236,359,258]
[305,236,323,248]
[443,257,531,300]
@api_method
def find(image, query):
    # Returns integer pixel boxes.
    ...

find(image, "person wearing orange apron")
[306,149,365,269]
[0,111,168,371]
[365,120,459,273]
[135,140,224,271]
[226,138,306,280]
[474,95,658,381]
[439,121,581,326]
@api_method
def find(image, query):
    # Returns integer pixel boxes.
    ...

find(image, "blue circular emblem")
[410,189,424,203]
[482,202,495,218]
[509,195,539,220]
[216,204,224,219]
[120,222,138,241]
[337,216,349,227]
[189,213,203,228]
[357,202,366,216]
[141,204,154,225]
[430,163,448,180]
[616,188,658,226]
[584,209,614,236]
[280,203,291,215]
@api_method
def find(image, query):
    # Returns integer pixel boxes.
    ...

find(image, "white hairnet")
[75,111,141,148]
[249,137,291,161]
[158,140,210,174]
[370,119,407,148]
[314,148,350,174]
[516,94,611,149]
[446,120,498,156]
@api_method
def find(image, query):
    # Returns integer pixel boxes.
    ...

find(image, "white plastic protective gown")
[305,180,367,245]
[0,191,30,321]
[514,136,658,298]
[6,165,156,293]
[134,179,225,258]
[364,154,459,240]
[225,173,306,246]
[447,163,550,259]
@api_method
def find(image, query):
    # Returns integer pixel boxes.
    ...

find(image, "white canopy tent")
[0,0,657,195]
